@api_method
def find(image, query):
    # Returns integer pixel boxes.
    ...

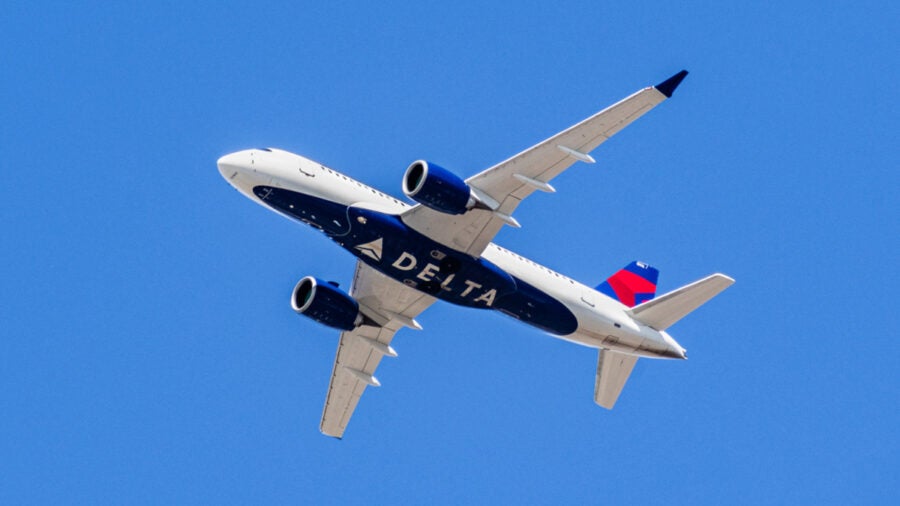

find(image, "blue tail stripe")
[596,280,618,299]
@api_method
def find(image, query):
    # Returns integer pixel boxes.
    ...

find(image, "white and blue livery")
[218,70,733,438]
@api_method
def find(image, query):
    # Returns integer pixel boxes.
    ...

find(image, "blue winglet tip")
[655,70,689,98]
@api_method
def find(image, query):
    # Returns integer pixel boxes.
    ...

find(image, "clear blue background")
[2,1,897,503]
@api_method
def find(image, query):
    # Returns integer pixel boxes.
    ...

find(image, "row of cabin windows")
[493,245,576,285]
[319,166,406,206]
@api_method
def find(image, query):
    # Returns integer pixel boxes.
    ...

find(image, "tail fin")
[597,261,659,307]
[627,273,734,331]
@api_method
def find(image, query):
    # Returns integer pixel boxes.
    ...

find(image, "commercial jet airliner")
[218,70,733,438]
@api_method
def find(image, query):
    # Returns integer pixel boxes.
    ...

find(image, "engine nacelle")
[291,276,362,331]
[402,160,473,215]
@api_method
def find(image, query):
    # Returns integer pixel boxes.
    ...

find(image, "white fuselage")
[218,148,686,360]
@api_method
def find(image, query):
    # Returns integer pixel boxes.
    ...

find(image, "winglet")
[655,70,689,98]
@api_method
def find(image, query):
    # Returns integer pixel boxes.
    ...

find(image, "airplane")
[217,70,734,438]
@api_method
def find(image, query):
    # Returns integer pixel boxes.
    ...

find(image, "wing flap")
[594,349,639,409]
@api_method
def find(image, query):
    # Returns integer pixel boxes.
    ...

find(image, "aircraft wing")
[320,261,437,438]
[401,71,688,257]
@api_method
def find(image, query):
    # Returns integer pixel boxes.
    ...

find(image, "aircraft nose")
[217,151,249,181]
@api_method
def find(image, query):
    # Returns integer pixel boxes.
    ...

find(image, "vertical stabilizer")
[597,261,659,307]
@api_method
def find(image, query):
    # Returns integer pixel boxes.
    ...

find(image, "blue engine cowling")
[402,160,473,215]
[291,276,361,331]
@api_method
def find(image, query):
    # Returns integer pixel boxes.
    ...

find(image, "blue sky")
[1,1,897,503]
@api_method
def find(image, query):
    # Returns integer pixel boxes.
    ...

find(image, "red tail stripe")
[607,270,657,307]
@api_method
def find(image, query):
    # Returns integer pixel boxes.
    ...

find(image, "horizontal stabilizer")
[626,273,734,331]
[594,349,638,409]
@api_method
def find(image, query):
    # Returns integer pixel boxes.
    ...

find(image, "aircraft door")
[580,287,598,309]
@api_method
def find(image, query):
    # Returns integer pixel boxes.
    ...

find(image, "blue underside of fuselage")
[253,186,578,336]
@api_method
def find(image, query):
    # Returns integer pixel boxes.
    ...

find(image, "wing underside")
[401,72,686,257]
[320,262,436,438]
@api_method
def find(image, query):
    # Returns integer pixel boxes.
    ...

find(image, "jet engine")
[291,276,362,331]
[402,160,474,215]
